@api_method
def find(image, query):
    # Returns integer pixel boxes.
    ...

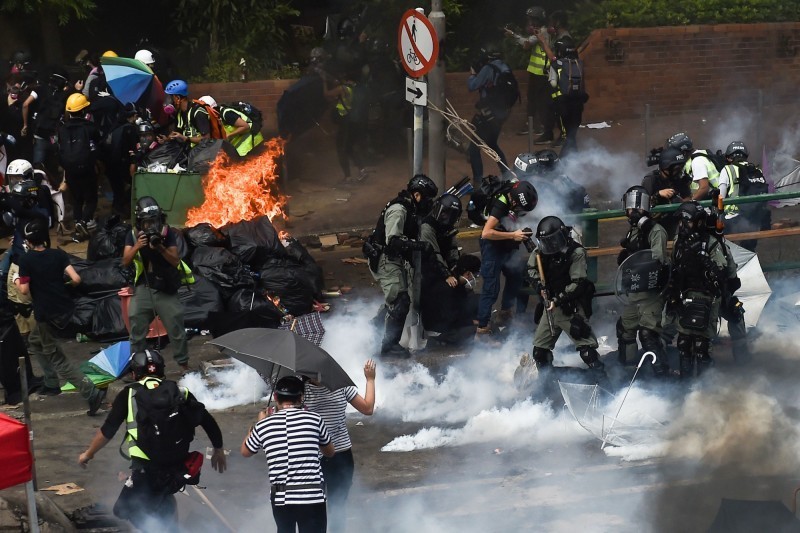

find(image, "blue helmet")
[164,79,189,96]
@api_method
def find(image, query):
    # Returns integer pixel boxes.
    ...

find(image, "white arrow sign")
[405,77,427,106]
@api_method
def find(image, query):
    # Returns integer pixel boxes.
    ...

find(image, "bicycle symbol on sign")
[406,48,421,66]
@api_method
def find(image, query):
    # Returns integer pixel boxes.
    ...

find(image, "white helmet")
[199,95,218,108]
[134,49,155,66]
[6,159,33,179]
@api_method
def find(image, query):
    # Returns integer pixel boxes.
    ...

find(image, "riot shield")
[614,249,670,305]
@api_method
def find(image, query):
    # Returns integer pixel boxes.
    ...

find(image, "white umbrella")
[723,241,772,329]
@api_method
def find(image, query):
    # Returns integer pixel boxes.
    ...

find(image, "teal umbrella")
[100,56,153,104]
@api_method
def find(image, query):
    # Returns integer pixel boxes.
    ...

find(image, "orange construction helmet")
[101,50,118,58]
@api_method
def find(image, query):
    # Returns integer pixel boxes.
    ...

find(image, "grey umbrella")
[208,328,355,391]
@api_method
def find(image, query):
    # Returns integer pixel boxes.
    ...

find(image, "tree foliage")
[175,0,299,81]
[570,0,800,40]
[0,0,95,25]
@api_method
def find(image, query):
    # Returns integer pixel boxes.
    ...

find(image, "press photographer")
[121,196,195,372]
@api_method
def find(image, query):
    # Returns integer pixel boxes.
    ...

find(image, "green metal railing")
[569,190,800,281]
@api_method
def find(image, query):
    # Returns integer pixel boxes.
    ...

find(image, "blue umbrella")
[89,340,132,377]
[101,56,154,105]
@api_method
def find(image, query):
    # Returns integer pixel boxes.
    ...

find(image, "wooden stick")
[189,485,236,533]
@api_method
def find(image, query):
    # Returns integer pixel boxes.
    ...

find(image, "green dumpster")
[131,172,205,227]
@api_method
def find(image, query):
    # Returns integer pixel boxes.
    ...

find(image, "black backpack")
[466,176,516,226]
[131,380,203,466]
[58,120,96,174]
[484,64,520,110]
[556,58,587,101]
[226,101,263,136]
[734,163,768,196]
[33,88,67,137]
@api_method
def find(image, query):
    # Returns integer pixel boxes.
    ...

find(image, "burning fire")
[186,137,288,227]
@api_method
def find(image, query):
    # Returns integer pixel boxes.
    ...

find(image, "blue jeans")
[477,239,524,328]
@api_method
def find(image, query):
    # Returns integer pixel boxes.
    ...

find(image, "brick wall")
[192,22,800,134]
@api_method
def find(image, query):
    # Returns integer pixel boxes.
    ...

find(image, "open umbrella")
[208,328,354,391]
[63,341,131,391]
[100,56,153,105]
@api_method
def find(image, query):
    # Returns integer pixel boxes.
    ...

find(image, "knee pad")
[388,292,411,321]
[532,347,553,367]
[579,347,603,369]
[615,317,625,338]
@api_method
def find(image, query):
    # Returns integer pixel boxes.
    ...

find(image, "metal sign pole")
[413,103,424,175]
[19,356,40,533]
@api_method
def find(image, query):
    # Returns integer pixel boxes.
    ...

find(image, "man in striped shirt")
[242,375,335,533]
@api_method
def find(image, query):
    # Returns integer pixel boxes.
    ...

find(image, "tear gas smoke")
[180,360,268,410]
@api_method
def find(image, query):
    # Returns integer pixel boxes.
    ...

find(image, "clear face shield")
[434,203,461,228]
[622,189,650,211]
[537,229,567,255]
[5,174,23,191]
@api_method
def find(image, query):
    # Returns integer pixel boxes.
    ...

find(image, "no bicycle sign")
[397,9,439,78]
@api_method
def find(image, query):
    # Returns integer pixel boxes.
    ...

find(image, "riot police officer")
[669,202,728,378]
[365,175,438,358]
[641,146,691,237]
[527,216,603,371]
[615,186,670,376]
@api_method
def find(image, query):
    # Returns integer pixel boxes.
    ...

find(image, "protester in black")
[58,92,101,241]
[15,219,105,414]
[78,349,227,531]
[104,103,139,217]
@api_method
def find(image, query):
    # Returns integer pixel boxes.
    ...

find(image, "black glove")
[728,277,742,293]
[616,248,630,266]
[411,240,433,254]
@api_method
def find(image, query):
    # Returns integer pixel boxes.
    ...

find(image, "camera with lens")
[522,227,535,253]
[646,147,663,167]
[146,230,163,247]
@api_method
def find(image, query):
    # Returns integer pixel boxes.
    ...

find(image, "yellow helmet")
[101,50,118,58]
[65,93,90,113]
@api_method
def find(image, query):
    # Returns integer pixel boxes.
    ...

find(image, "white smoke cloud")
[180,360,268,411]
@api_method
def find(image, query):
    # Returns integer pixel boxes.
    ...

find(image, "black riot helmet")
[130,349,166,379]
[554,36,578,59]
[622,185,650,225]
[676,201,707,238]
[135,196,165,233]
[659,146,687,177]
[666,132,693,154]
[430,194,463,229]
[407,174,438,215]
[536,216,569,255]
[509,180,538,215]
[480,43,502,62]
[534,149,559,171]
[725,141,749,162]
[526,6,546,22]
[11,51,30,66]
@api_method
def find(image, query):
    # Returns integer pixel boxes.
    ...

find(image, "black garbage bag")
[91,294,128,340]
[72,258,132,295]
[173,226,190,259]
[87,216,132,261]
[223,216,286,268]
[184,223,228,248]
[187,139,240,173]
[144,139,187,169]
[178,275,224,328]
[191,246,253,298]
[284,238,324,296]
[259,257,315,316]
[226,288,284,319]
[52,295,97,338]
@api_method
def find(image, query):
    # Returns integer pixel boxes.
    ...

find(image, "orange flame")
[185,137,288,228]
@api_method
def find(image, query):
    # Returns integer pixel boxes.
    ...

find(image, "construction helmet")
[509,180,538,215]
[130,349,166,379]
[430,194,463,228]
[164,79,189,97]
[199,95,218,108]
[536,215,568,255]
[65,92,90,113]
[6,159,34,181]
[134,49,155,65]
[666,132,693,153]
[725,141,749,162]
[101,50,118,58]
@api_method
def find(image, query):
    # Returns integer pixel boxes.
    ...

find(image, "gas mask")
[163,102,175,115]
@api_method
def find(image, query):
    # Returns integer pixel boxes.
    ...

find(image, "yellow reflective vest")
[131,230,195,287]
[220,106,264,157]
[527,41,548,76]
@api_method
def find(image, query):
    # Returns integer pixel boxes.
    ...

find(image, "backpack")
[226,101,263,136]
[58,121,96,174]
[190,100,226,140]
[734,163,768,196]
[692,150,726,173]
[484,64,520,110]
[130,380,203,466]
[33,88,67,137]
[557,58,587,100]
[466,176,516,226]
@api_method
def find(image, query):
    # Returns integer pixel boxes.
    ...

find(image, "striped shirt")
[246,408,331,506]
[304,384,358,452]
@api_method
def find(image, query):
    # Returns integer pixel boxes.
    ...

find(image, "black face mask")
[627,210,644,226]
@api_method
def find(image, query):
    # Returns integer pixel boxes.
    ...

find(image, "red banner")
[0,413,32,490]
